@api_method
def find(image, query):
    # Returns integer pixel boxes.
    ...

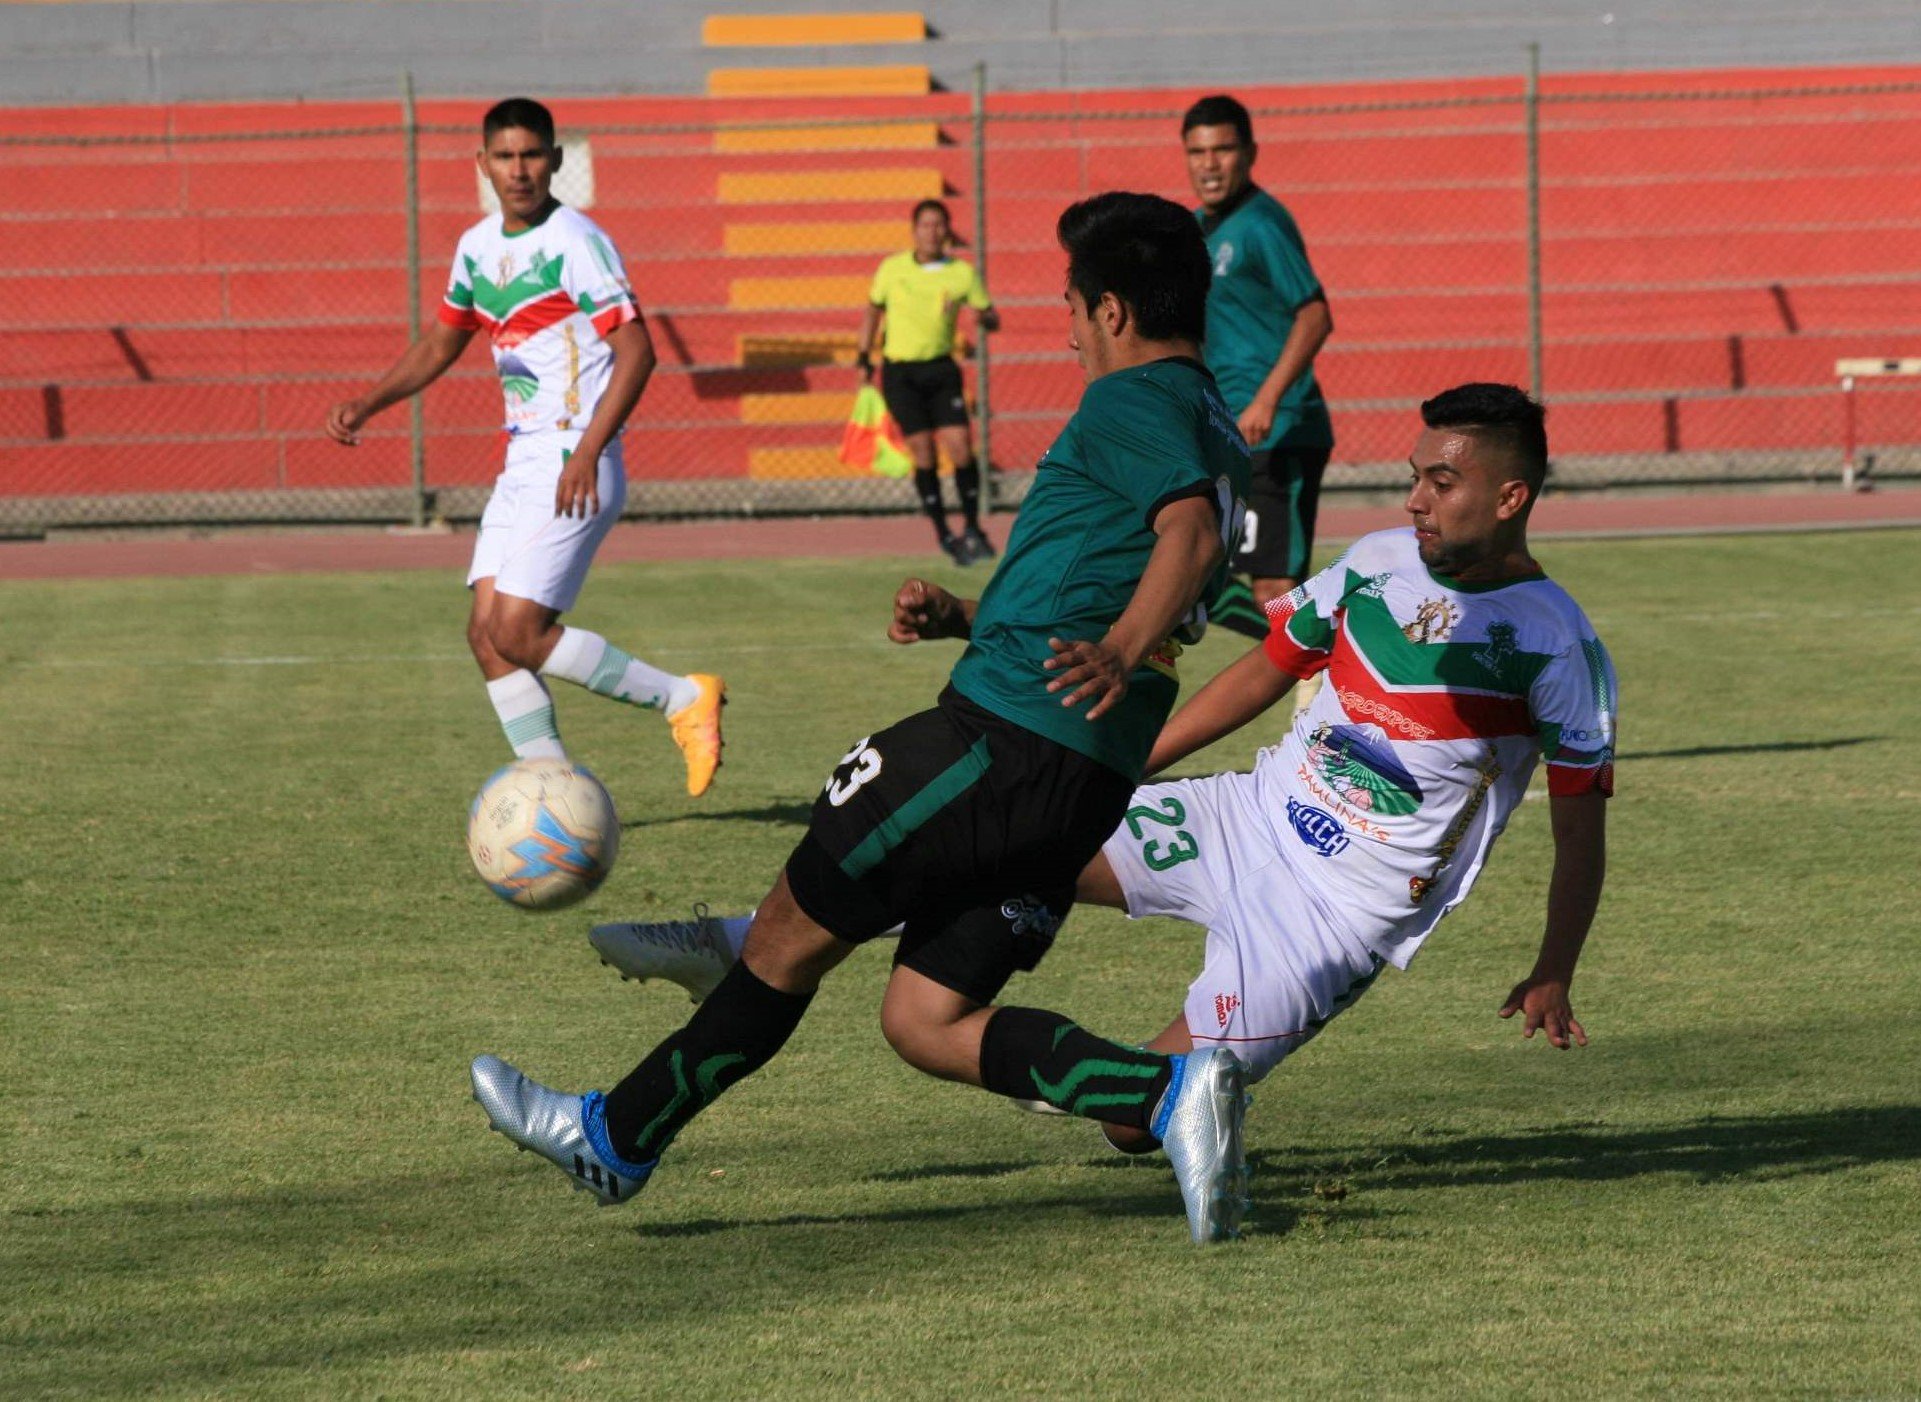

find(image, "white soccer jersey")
[438,205,639,437]
[1253,527,1617,968]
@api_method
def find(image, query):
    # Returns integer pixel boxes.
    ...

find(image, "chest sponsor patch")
[1308,723,1425,816]
[1286,797,1350,857]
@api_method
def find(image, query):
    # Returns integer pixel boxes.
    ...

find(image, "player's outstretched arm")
[1046,495,1223,721]
[1143,642,1297,775]
[325,320,472,445]
[555,318,657,518]
[1499,789,1607,1048]
[889,578,975,644]
[1239,294,1332,447]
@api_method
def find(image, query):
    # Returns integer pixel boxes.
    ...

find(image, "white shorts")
[467,433,626,613]
[1101,771,1384,1082]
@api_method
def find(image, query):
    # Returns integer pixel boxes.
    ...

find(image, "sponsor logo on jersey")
[1409,875,1434,904]
[1213,241,1235,276]
[1473,620,1518,677]
[1355,571,1392,600]
[1214,992,1241,1028]
[1286,797,1350,857]
[1335,686,1437,741]
[497,352,540,404]
[1401,597,1461,644]
[1307,723,1425,815]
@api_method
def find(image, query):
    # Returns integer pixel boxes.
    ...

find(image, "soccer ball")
[466,759,619,910]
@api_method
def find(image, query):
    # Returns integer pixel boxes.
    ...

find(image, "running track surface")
[1,488,1915,582]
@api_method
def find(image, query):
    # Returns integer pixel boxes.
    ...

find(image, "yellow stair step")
[718,167,943,205]
[730,275,872,311]
[706,64,930,98]
[748,446,869,480]
[725,219,905,257]
[738,333,863,368]
[703,12,926,47]
[740,391,858,425]
[713,122,939,154]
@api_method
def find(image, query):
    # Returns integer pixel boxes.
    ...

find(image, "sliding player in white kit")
[1068,382,1615,1148]
[325,98,725,795]
[590,384,1614,1157]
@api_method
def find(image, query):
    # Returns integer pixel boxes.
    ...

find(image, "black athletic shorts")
[880,356,969,437]
[1236,442,1334,582]
[785,686,1134,1004]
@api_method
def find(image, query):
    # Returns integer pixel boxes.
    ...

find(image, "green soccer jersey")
[949,357,1251,779]
[1198,187,1334,452]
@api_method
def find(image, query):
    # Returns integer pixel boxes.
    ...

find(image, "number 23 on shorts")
[1125,795,1199,870]
[826,737,883,807]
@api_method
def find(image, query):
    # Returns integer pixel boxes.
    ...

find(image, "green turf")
[2,530,1917,1398]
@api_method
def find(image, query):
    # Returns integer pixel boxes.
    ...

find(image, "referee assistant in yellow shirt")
[855,200,999,565]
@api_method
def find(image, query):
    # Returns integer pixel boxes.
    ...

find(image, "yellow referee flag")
[838,385,914,478]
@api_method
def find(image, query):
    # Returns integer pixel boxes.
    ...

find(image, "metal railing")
[3,63,1917,534]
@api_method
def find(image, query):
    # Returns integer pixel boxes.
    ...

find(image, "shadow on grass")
[865,1158,1037,1183]
[1246,1104,1921,1188]
[621,800,814,830]
[1627,736,1881,762]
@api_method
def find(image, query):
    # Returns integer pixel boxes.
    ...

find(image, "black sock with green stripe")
[602,963,811,1163]
[1206,574,1270,641]
[978,1007,1173,1131]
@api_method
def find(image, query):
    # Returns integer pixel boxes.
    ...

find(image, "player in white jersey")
[1075,382,1614,1149]
[325,98,725,795]
[588,384,1614,1161]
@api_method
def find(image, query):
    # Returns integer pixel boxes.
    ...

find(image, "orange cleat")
[668,674,726,796]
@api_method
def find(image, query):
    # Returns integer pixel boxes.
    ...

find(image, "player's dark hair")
[1057,192,1210,343]
[1181,94,1254,147]
[482,97,556,149]
[911,198,951,225]
[1420,383,1549,494]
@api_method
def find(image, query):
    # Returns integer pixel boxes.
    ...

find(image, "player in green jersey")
[1183,94,1336,639]
[472,192,1257,1243]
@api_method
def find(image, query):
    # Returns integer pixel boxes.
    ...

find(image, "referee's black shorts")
[784,687,1133,1004]
[880,356,969,437]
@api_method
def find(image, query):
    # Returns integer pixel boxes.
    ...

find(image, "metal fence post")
[1524,43,1544,404]
[971,61,995,509]
[402,69,427,527]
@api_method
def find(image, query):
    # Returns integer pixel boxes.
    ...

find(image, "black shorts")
[1235,442,1333,582]
[784,687,1134,1004]
[880,356,969,437]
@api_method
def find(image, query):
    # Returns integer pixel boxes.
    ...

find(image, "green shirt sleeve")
[1251,208,1324,314]
[1078,373,1215,528]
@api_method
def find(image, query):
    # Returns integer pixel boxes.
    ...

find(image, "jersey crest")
[1400,597,1461,644]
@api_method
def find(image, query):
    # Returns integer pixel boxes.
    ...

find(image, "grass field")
[3,529,1918,1398]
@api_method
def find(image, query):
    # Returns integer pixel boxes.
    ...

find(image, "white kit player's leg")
[486,670,566,761]
[541,626,699,716]
[476,435,728,795]
[1101,771,1385,1085]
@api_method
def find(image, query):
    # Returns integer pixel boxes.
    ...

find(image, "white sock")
[541,626,698,714]
[486,670,565,760]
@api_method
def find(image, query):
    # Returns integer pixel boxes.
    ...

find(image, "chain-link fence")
[5,69,1918,533]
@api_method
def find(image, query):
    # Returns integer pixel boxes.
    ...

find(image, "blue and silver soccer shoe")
[1152,1047,1251,1243]
[469,1053,655,1206]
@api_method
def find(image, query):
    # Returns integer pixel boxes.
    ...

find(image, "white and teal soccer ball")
[466,759,619,910]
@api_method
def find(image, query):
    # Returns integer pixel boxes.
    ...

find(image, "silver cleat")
[469,1053,653,1206]
[588,904,737,1002]
[1154,1047,1251,1244]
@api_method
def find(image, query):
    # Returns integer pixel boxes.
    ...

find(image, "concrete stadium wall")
[5,0,1921,105]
